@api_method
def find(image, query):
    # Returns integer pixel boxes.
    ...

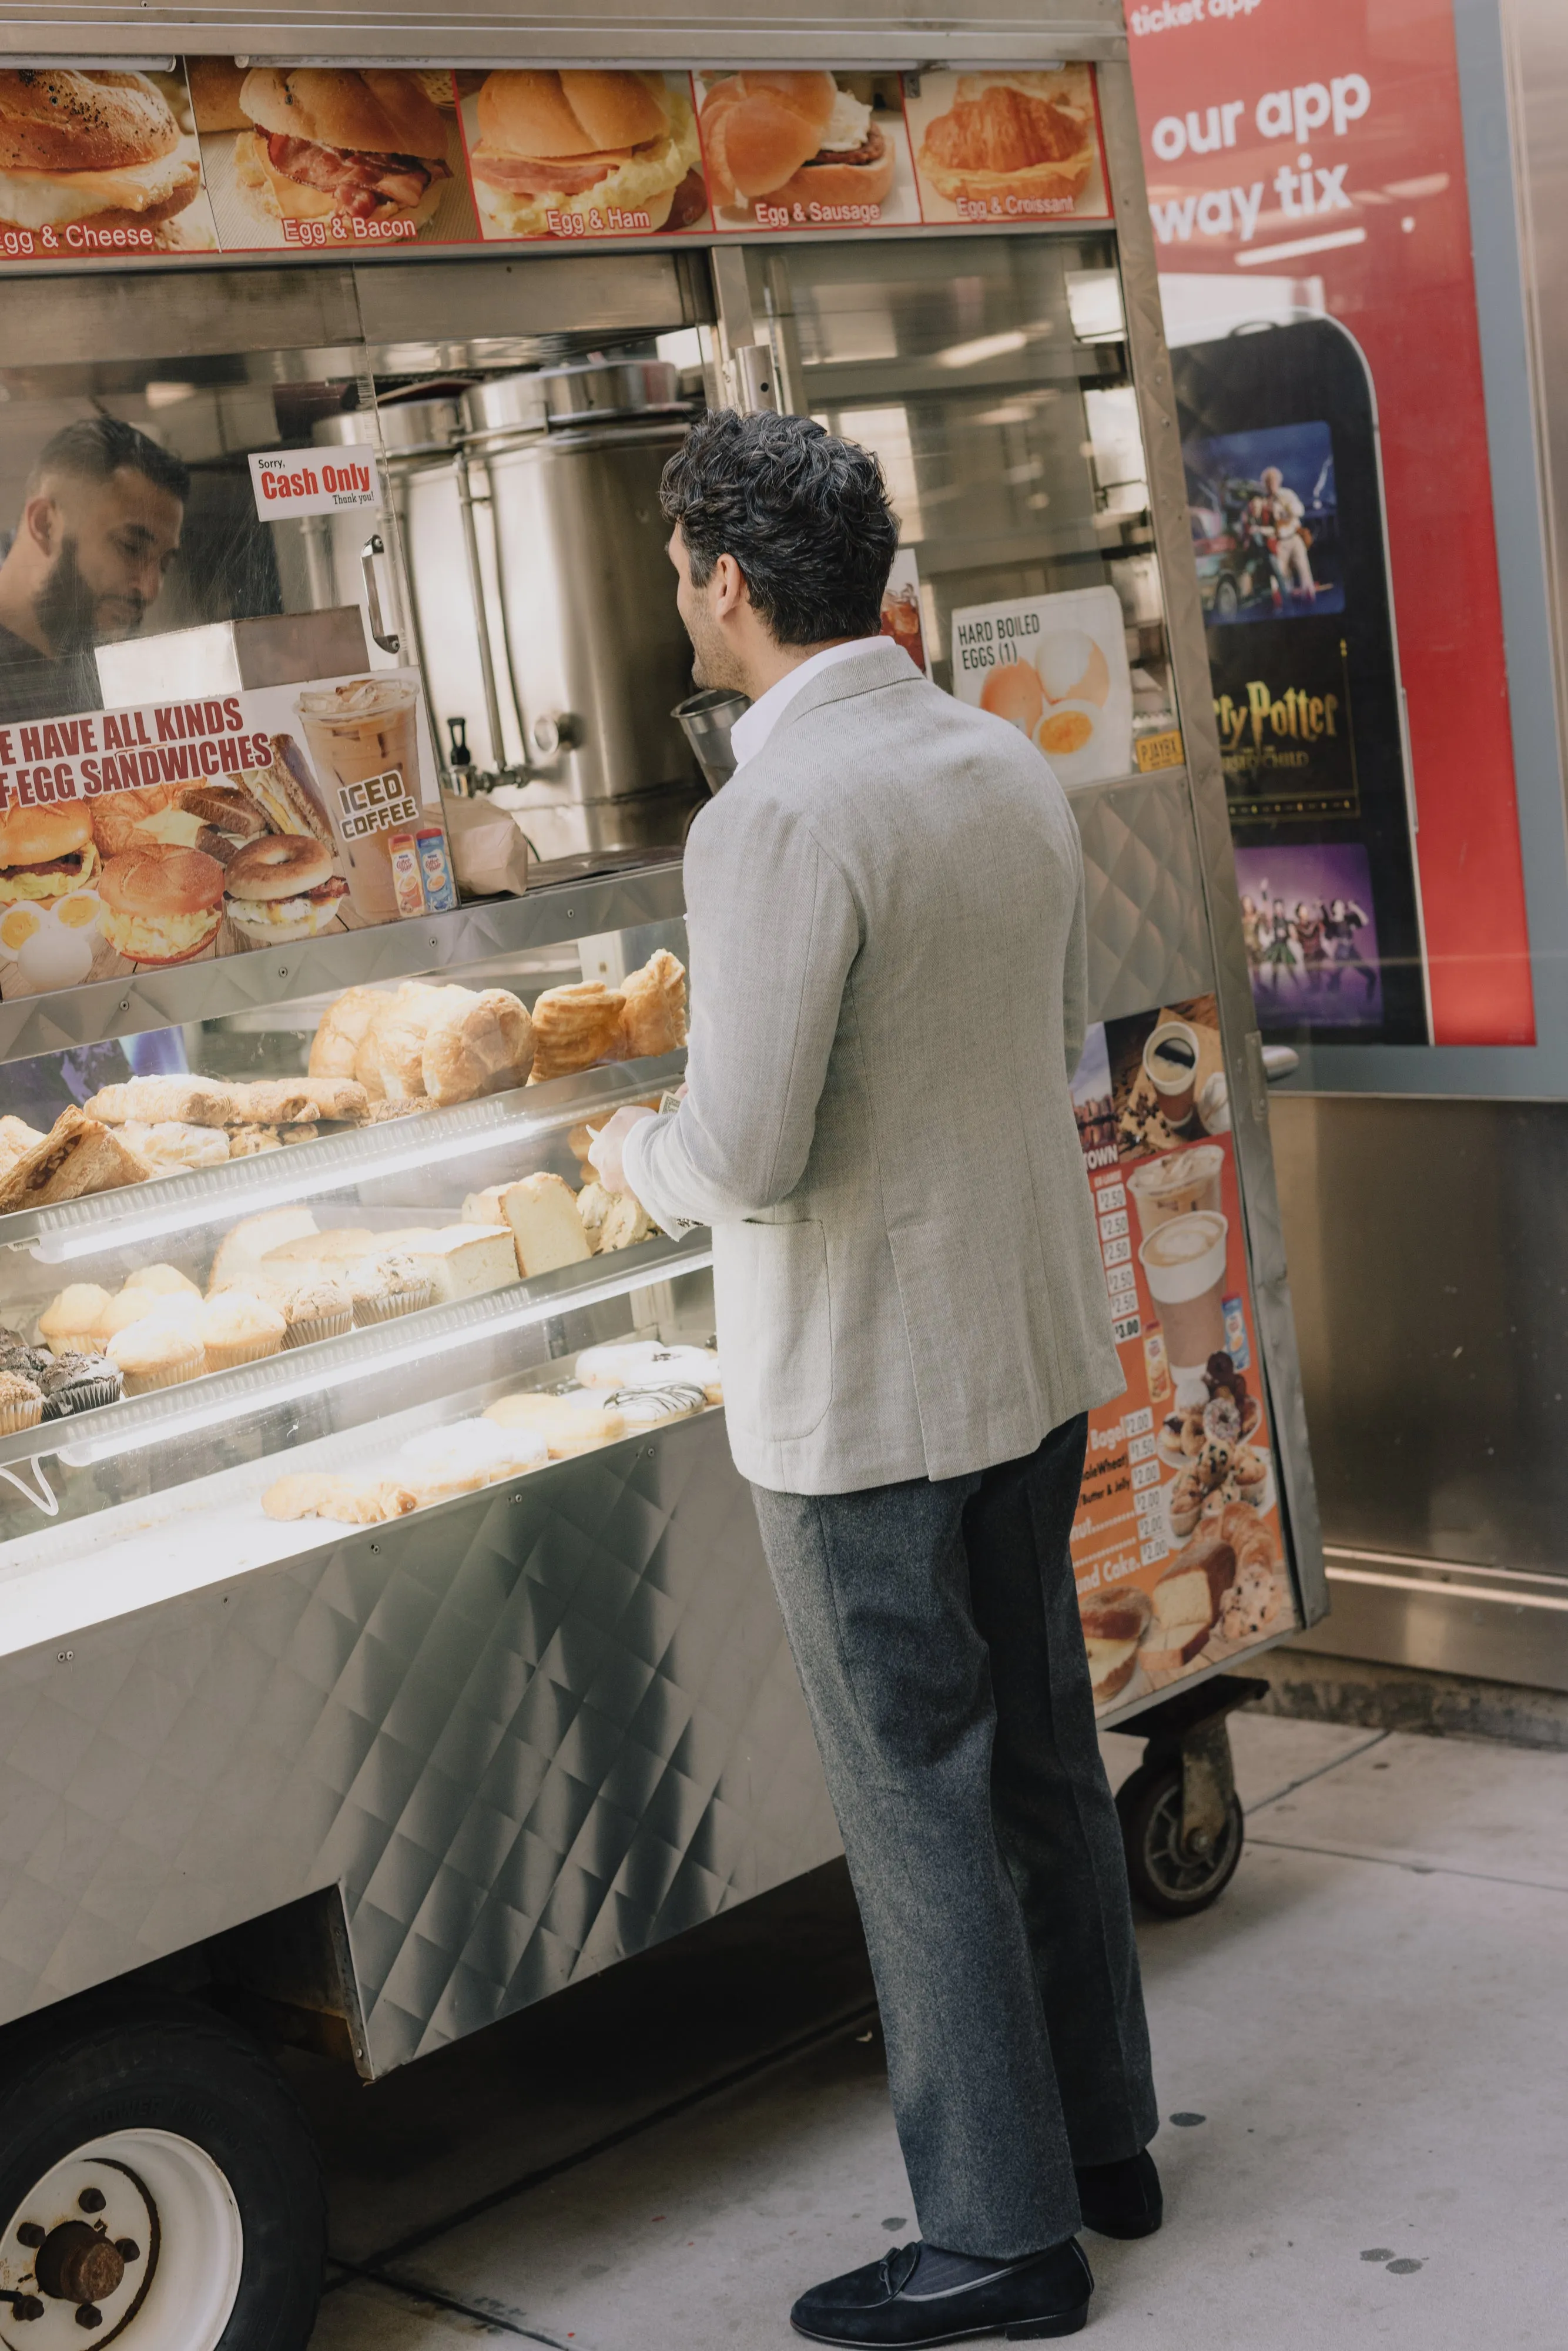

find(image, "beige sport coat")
[623,638,1124,1495]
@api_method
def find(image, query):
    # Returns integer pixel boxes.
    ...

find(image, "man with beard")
[0,416,189,726]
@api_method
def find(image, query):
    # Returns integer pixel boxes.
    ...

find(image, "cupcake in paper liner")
[0,1369,44,1433]
[279,1277,353,1349]
[37,1351,122,1419]
[199,1291,286,1374]
[107,1324,205,1395]
[347,1251,435,1328]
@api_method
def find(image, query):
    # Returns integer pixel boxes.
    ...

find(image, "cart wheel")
[0,1991,323,2349]
[1116,1759,1244,1917]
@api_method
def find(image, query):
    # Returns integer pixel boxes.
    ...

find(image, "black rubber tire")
[1115,1759,1244,1918]
[0,1990,324,2349]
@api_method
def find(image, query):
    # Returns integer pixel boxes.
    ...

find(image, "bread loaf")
[421,988,535,1105]
[529,982,625,1083]
[309,985,382,1079]
[357,982,472,1101]
[616,949,687,1060]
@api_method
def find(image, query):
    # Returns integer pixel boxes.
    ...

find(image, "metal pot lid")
[461,358,685,441]
[313,397,461,457]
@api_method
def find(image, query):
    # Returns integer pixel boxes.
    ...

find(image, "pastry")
[345,1252,434,1325]
[574,1340,722,1403]
[421,989,535,1106]
[208,1207,319,1292]
[118,1121,232,1174]
[0,1109,152,1211]
[224,1077,369,1126]
[616,949,687,1060]
[199,1290,286,1371]
[88,782,184,859]
[107,1322,205,1395]
[397,1418,548,1501]
[918,73,1095,210]
[122,1263,202,1300]
[528,982,626,1083]
[309,985,383,1079]
[1141,1528,1238,1672]
[575,1181,613,1252]
[83,1077,234,1127]
[36,1351,120,1419]
[0,1368,43,1433]
[604,1384,707,1425]
[275,1277,353,1348]
[599,1193,655,1252]
[0,1116,46,1173]
[494,1174,591,1279]
[356,982,470,1101]
[37,1284,113,1352]
[95,1290,162,1349]
[226,1127,283,1157]
[386,1225,517,1304]
[485,1388,626,1457]
[1080,1586,1152,1704]
[315,1478,421,1525]
[262,1472,337,1521]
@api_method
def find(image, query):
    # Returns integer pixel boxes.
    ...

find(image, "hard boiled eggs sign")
[950,584,1132,785]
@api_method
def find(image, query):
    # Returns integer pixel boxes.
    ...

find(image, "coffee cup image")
[1143,1019,1201,1128]
[1138,1209,1229,1398]
[1127,1143,1224,1241]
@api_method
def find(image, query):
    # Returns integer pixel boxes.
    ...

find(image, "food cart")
[0,5,1324,2340]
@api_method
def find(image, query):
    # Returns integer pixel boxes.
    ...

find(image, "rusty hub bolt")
[76,2192,105,2216]
[112,2239,140,2264]
[15,2223,44,2249]
[10,2293,43,2321]
[34,2221,126,2306]
[74,2308,103,2331]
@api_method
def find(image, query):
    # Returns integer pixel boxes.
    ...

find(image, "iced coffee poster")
[1068,993,1297,1715]
[950,585,1133,786]
[0,65,219,262]
[903,68,1110,226]
[0,669,452,999]
[695,73,919,230]
[460,71,709,241]
[192,65,481,250]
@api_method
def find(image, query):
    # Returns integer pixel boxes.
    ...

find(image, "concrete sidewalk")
[307,1714,1568,2349]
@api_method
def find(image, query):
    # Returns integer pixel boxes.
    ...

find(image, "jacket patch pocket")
[719,1217,833,1444]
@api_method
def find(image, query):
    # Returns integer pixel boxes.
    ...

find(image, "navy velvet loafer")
[1074,2149,1162,2240]
[790,2236,1093,2345]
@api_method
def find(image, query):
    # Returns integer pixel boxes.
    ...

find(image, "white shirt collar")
[727,635,890,773]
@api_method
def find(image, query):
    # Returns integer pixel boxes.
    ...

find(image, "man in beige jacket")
[592,411,1158,2346]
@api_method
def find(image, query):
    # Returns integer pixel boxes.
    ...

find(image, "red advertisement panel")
[1127,2,1534,1047]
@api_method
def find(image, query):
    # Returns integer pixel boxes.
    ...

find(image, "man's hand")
[588,1103,656,1194]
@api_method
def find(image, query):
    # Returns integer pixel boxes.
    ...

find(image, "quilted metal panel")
[1072,773,1215,1026]
[0,1414,840,2077]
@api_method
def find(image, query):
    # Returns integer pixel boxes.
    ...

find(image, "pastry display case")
[0,8,1326,2340]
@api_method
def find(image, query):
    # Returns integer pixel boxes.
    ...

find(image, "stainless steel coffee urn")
[316,358,703,863]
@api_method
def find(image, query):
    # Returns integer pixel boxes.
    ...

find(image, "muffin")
[0,1369,44,1433]
[346,1251,434,1327]
[37,1284,113,1353]
[122,1262,202,1300]
[36,1351,122,1419]
[0,1327,51,1386]
[277,1277,353,1349]
[94,1290,162,1350]
[198,1291,286,1373]
[107,1322,205,1396]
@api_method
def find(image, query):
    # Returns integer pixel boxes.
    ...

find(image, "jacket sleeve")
[623,789,862,1231]
[1061,829,1089,1083]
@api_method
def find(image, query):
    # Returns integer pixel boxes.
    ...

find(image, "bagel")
[224,832,349,946]
[225,833,334,902]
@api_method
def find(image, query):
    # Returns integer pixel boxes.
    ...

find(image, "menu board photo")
[0,60,1111,264]
[1069,993,1298,1714]
[0,670,451,999]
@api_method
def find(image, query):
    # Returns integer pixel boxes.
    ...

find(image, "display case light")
[53,1246,713,1469]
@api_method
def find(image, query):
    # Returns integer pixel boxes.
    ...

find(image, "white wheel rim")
[0,2129,243,2349]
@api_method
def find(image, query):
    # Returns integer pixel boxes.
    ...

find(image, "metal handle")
[360,533,400,655]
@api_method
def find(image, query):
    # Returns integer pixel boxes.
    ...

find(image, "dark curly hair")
[659,410,899,646]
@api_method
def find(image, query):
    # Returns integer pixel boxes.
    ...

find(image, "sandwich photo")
[912,70,1100,217]
[223,833,348,945]
[699,72,898,221]
[0,801,99,906]
[98,844,225,966]
[466,70,703,240]
[186,58,250,136]
[234,68,453,232]
[0,68,206,248]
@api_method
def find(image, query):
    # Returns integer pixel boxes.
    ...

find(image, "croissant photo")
[919,71,1095,211]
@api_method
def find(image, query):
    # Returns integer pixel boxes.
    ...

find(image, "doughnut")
[226,832,334,900]
[574,1340,722,1402]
